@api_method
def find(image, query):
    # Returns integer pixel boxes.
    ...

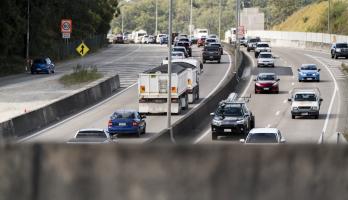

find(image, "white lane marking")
[241,51,257,97]
[291,82,295,86]
[283,99,287,103]
[305,54,339,144]
[275,111,280,116]
[18,83,138,143]
[194,51,234,144]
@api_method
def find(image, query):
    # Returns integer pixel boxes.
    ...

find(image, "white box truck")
[138,64,189,114]
[163,59,201,103]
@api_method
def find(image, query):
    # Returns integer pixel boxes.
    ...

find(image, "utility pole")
[167,0,174,143]
[189,0,193,37]
[26,0,30,71]
[121,12,124,34]
[328,0,330,34]
[219,0,221,40]
[155,0,158,35]
[235,0,240,69]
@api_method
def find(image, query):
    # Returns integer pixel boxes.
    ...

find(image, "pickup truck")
[288,88,323,119]
[202,46,221,63]
[138,64,189,114]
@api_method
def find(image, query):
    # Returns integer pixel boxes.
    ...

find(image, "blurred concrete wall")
[1,144,348,200]
[241,8,265,31]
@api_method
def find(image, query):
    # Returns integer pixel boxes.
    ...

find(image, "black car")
[247,37,261,52]
[208,43,223,55]
[331,43,348,59]
[31,57,55,74]
[202,46,221,63]
[210,95,255,140]
[176,41,192,57]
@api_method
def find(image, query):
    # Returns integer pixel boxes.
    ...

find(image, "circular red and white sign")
[61,19,72,33]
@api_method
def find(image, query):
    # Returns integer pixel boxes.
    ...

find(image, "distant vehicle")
[108,110,146,137]
[197,37,206,47]
[254,73,280,94]
[138,64,189,114]
[202,45,221,63]
[113,34,124,44]
[194,28,209,39]
[247,37,261,52]
[331,43,348,59]
[240,128,286,144]
[141,35,150,44]
[172,32,179,44]
[164,58,203,74]
[189,35,198,44]
[31,57,55,74]
[173,46,189,58]
[208,34,218,39]
[178,34,188,38]
[288,88,323,119]
[254,42,271,58]
[178,37,190,44]
[156,34,167,43]
[298,64,321,82]
[210,93,255,140]
[133,30,147,44]
[67,129,114,144]
[208,43,223,55]
[107,34,115,43]
[176,41,192,57]
[148,35,156,44]
[240,36,248,47]
[257,52,275,67]
[205,38,218,46]
[171,51,186,59]
[160,35,168,45]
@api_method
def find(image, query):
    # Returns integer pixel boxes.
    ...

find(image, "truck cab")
[288,88,323,119]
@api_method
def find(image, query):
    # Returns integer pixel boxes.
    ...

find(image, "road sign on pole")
[62,33,71,39]
[61,19,72,33]
[76,42,90,57]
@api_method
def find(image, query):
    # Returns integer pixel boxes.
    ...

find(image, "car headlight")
[313,73,317,76]
[272,82,278,86]
[311,106,319,110]
[236,119,245,124]
[292,107,298,111]
[336,48,341,52]
[212,119,222,126]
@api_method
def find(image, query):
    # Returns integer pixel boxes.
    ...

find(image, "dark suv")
[210,94,255,140]
[202,46,221,63]
[247,37,261,52]
[176,41,192,57]
[331,43,348,59]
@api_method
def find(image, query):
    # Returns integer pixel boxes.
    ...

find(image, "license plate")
[263,88,269,90]
[307,78,312,80]
[119,123,126,126]
[36,68,41,71]
[224,129,232,132]
[209,56,214,59]
[301,113,309,116]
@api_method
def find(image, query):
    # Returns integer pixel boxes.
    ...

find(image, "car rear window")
[257,43,269,47]
[301,65,317,70]
[172,52,183,56]
[173,48,185,52]
[259,54,272,58]
[216,105,243,117]
[250,38,261,43]
[205,46,219,51]
[179,38,189,42]
[258,74,275,81]
[336,43,348,48]
[33,59,46,64]
[246,133,278,143]
[76,131,107,138]
[111,112,135,119]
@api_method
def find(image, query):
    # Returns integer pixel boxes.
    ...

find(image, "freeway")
[196,47,348,144]
[21,45,233,143]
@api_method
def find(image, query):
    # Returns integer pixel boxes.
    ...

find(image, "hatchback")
[31,57,55,74]
[108,110,146,137]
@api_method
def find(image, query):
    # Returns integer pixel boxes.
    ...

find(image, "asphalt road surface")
[21,45,234,143]
[196,47,348,144]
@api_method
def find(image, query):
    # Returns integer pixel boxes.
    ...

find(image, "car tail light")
[108,120,112,126]
[132,121,139,126]
[188,79,192,86]
[171,99,178,103]
[140,85,145,93]
[171,87,177,93]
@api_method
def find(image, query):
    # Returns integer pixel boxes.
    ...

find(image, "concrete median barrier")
[0,75,120,141]
[0,144,348,200]
[149,47,250,144]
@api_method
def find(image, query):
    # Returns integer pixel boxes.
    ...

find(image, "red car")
[197,37,206,47]
[254,73,280,94]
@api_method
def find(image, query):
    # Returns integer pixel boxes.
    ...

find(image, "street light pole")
[167,0,174,143]
[189,0,193,37]
[26,0,30,71]
[155,0,158,35]
[328,0,330,34]
[235,0,240,69]
[121,12,124,34]
[218,0,221,39]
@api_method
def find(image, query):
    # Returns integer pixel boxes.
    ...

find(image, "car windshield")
[111,112,135,119]
[216,104,243,117]
[257,44,269,47]
[76,131,107,139]
[246,133,278,143]
[258,74,275,81]
[259,54,272,58]
[206,39,216,43]
[172,52,183,56]
[301,65,317,70]
[294,93,317,101]
[179,38,189,42]
[33,59,46,64]
[173,48,185,52]
[336,43,348,48]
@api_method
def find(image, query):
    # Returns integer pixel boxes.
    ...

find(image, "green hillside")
[273,0,348,35]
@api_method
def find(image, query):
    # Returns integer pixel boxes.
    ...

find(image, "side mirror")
[165,57,168,60]
[141,115,147,119]
[239,139,245,143]
[288,98,292,102]
[320,98,323,101]
[253,78,257,81]
[280,138,286,143]
[277,78,280,81]
[318,69,321,72]
[297,69,300,72]
[210,113,215,116]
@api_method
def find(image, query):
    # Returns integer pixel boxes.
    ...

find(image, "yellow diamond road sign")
[76,42,90,57]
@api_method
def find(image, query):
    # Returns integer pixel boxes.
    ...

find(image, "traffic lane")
[25,47,232,143]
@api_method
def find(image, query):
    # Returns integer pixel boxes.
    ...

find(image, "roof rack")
[219,93,251,105]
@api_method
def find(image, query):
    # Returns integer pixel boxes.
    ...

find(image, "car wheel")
[218,59,221,63]
[195,88,200,100]
[203,60,206,64]
[51,70,55,74]
[331,54,334,59]
[184,94,189,110]
[317,79,320,82]
[142,126,146,134]
[31,71,34,74]
[315,115,319,119]
[299,79,302,82]
[334,54,338,59]
[292,115,295,119]
[247,49,250,52]
[212,132,218,140]
[136,130,141,138]
[250,116,255,129]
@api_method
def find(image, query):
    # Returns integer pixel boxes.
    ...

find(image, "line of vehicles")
[210,36,325,144]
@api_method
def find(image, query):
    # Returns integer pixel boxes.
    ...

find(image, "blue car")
[298,64,321,82]
[108,110,146,137]
[160,36,168,45]
[31,57,55,74]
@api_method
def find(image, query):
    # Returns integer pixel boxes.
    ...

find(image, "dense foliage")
[0,0,118,75]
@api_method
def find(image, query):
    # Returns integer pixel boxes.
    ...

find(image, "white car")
[171,51,186,59]
[156,34,167,43]
[141,35,150,44]
[240,128,286,144]
[257,52,275,67]
[67,129,114,144]
[288,88,323,119]
[255,42,271,58]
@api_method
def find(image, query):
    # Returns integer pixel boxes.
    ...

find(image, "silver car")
[240,128,286,144]
[67,128,115,144]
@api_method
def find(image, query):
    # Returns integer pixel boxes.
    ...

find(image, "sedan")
[254,73,280,94]
[240,128,286,144]
[31,57,55,74]
[298,64,320,82]
[108,110,146,137]
[173,46,189,58]
[197,37,206,47]
[67,129,114,144]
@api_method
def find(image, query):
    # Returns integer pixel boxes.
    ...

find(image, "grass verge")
[60,65,103,86]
